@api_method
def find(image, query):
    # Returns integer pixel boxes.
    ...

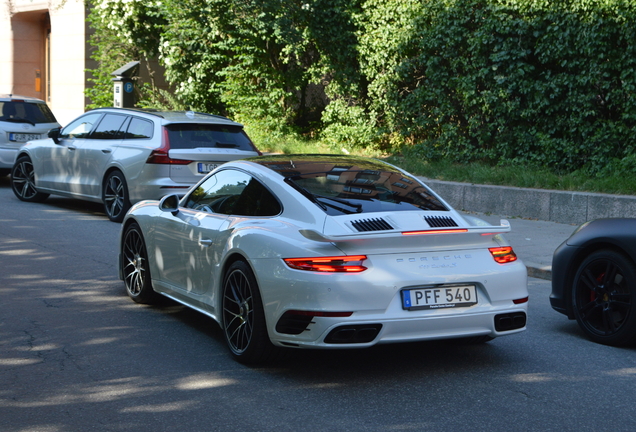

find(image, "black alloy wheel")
[222,260,276,364]
[103,170,130,222]
[11,156,49,202]
[572,249,636,346]
[122,222,158,304]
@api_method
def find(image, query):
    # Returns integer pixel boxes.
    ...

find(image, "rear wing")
[300,219,511,243]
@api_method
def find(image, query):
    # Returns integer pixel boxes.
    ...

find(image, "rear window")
[0,101,57,124]
[255,155,448,216]
[165,124,255,151]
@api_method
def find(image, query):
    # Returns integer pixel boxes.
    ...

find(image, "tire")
[103,170,130,222]
[571,249,636,346]
[11,156,49,202]
[222,260,277,364]
[122,222,158,304]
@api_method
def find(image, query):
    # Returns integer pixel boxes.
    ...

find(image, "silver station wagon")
[10,108,261,221]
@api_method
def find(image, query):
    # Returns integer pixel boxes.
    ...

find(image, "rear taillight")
[489,246,518,264]
[146,128,192,165]
[283,255,368,273]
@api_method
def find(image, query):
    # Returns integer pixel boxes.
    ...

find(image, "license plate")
[197,162,219,174]
[402,285,477,310]
[9,133,41,142]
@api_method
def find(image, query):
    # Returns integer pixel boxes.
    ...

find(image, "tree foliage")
[86,0,636,174]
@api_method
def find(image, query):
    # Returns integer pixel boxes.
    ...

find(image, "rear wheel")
[572,249,636,346]
[11,156,49,202]
[103,170,130,222]
[122,222,158,304]
[222,260,277,364]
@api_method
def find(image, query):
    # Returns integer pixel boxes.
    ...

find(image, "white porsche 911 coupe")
[119,154,528,363]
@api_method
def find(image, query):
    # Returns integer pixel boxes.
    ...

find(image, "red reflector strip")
[489,246,518,264]
[513,297,529,304]
[283,255,368,272]
[402,229,469,236]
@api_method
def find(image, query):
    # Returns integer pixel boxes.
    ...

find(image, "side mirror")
[48,128,61,144]
[159,194,180,215]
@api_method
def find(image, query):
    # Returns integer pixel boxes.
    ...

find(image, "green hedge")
[86,0,636,174]
[389,0,636,174]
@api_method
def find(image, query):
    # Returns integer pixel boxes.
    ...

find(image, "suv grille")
[351,218,394,232]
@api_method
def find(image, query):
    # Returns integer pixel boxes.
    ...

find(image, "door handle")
[199,239,213,247]
[68,146,76,151]
[101,149,112,154]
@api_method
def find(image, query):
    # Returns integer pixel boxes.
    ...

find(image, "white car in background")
[119,154,529,364]
[10,108,261,221]
[0,94,60,176]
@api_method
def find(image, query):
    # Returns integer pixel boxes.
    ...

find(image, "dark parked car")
[551,218,636,346]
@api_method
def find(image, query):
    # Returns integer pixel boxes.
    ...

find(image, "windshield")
[254,155,448,215]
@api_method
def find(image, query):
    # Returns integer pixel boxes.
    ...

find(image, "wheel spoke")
[578,298,600,319]
[601,307,618,334]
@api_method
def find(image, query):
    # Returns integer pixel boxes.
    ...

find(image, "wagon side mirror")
[159,194,180,215]
[48,128,61,144]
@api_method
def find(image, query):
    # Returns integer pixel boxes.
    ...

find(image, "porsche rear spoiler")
[300,219,511,243]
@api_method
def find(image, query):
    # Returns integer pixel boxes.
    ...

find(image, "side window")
[124,117,153,139]
[60,113,103,139]
[185,170,281,216]
[89,114,128,140]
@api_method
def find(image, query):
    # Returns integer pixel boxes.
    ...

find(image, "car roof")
[0,94,48,104]
[245,154,400,177]
[88,107,243,127]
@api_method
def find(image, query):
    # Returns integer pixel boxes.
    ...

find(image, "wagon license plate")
[402,285,477,310]
[197,162,219,174]
[9,133,41,142]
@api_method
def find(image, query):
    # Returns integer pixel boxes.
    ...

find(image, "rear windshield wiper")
[284,178,328,212]
[215,142,239,148]
[3,118,35,126]
[313,194,363,213]
[285,177,362,214]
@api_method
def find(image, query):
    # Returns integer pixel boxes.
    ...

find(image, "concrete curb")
[421,178,636,225]
[525,262,552,281]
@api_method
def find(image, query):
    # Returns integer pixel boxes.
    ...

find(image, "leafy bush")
[86,0,636,177]
[389,0,636,174]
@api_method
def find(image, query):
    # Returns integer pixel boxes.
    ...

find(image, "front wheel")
[572,249,636,346]
[11,156,49,202]
[103,170,130,222]
[222,260,277,364]
[122,222,158,304]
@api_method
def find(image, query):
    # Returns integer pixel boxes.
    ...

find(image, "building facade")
[1,0,94,125]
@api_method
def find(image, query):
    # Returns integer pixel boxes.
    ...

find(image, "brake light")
[283,255,368,272]
[146,128,192,165]
[402,229,468,236]
[489,246,517,264]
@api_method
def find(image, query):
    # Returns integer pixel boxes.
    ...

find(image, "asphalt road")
[1,175,635,432]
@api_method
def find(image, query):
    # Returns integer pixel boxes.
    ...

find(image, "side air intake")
[351,218,394,232]
[424,216,458,228]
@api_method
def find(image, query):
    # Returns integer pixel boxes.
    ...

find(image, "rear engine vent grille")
[351,218,394,232]
[424,216,458,228]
